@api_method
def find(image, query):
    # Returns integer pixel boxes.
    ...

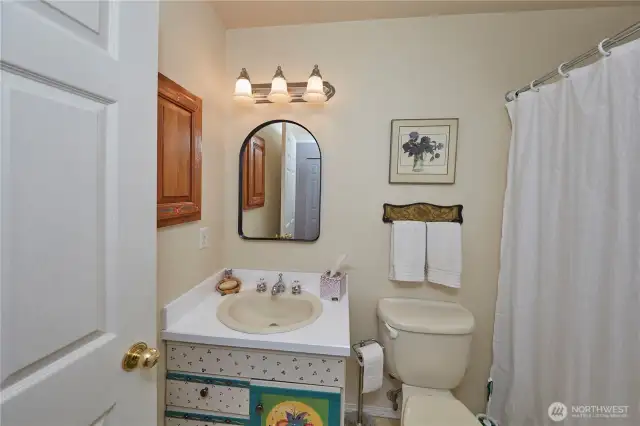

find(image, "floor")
[374,418,400,426]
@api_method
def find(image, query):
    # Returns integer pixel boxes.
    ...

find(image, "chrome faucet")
[271,273,286,296]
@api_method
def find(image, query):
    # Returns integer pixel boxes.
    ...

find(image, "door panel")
[157,73,202,227]
[250,380,341,426]
[252,142,265,198]
[1,74,110,382]
[1,1,158,425]
[159,98,193,199]
[40,0,102,33]
[242,136,265,210]
[306,160,321,239]
[2,1,118,99]
[280,127,296,236]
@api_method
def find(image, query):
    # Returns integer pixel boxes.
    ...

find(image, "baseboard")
[345,403,401,420]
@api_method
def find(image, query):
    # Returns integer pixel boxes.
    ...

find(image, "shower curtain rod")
[505,21,640,102]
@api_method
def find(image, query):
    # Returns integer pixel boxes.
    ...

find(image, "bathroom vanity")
[161,269,350,426]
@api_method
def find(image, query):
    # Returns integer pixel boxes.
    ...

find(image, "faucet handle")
[291,281,301,295]
[256,278,267,293]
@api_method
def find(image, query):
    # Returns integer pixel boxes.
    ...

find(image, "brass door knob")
[122,342,160,371]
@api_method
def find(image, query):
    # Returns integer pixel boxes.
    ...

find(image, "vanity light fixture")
[233,66,336,105]
[267,66,291,104]
[303,65,327,104]
[233,68,255,105]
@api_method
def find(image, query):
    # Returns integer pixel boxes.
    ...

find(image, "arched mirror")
[239,120,321,241]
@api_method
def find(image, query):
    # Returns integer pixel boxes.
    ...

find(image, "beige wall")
[157,1,226,424]
[223,7,640,414]
[242,125,282,237]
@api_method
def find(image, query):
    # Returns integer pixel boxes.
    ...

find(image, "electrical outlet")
[199,227,210,249]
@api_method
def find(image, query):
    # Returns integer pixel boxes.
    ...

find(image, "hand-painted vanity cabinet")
[165,342,347,426]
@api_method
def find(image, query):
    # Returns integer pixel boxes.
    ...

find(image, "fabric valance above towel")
[382,202,463,224]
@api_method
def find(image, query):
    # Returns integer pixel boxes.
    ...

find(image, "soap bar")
[218,279,239,291]
[216,278,241,295]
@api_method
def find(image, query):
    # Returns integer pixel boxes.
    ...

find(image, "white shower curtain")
[489,39,640,426]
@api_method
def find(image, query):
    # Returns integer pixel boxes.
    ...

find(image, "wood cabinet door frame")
[157,72,202,227]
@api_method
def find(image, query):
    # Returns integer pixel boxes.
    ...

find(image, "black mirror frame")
[238,119,322,242]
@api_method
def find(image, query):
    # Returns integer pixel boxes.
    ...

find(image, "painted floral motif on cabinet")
[265,399,326,426]
[166,343,345,387]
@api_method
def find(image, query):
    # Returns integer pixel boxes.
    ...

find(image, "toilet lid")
[378,298,475,334]
[403,395,478,426]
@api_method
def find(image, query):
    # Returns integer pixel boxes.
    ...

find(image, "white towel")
[426,222,462,288]
[389,221,426,282]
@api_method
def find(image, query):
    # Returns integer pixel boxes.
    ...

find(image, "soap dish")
[216,269,241,295]
[320,271,347,301]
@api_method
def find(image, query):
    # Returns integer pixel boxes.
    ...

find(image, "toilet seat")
[402,395,478,426]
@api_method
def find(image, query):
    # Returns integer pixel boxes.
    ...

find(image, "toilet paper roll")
[355,342,384,393]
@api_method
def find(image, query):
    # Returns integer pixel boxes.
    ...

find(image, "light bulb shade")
[267,75,291,103]
[303,65,327,103]
[233,78,255,104]
[233,68,255,104]
[303,75,327,103]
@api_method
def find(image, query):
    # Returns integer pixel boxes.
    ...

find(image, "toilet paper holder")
[351,339,384,425]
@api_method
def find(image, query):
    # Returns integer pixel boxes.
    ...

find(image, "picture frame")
[389,118,459,184]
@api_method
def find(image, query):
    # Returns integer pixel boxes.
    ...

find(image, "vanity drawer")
[166,372,250,416]
[167,343,346,387]
[165,410,248,426]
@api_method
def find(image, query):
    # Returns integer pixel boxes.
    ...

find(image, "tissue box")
[320,271,347,301]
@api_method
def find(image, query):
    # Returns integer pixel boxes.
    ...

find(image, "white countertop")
[161,269,351,357]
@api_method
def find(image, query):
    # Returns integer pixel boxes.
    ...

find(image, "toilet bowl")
[377,298,477,426]
[400,384,478,426]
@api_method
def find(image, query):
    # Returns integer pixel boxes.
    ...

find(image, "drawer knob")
[255,403,264,415]
[200,387,209,397]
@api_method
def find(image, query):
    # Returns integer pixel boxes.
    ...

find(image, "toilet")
[377,298,478,426]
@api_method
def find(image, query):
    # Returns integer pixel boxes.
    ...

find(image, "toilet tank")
[377,298,474,389]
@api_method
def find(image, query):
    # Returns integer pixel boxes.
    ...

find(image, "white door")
[304,159,321,239]
[280,124,296,237]
[1,1,159,425]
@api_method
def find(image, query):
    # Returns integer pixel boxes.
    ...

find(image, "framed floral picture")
[389,118,459,184]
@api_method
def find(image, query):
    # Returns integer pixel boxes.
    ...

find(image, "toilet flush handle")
[384,322,399,339]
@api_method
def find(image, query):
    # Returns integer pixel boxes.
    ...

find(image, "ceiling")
[212,1,637,29]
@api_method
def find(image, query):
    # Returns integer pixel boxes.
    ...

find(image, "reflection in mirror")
[239,121,321,241]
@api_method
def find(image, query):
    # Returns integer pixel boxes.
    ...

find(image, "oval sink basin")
[217,291,323,334]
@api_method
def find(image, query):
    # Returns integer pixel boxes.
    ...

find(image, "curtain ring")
[558,62,570,78]
[529,80,540,92]
[598,38,612,57]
